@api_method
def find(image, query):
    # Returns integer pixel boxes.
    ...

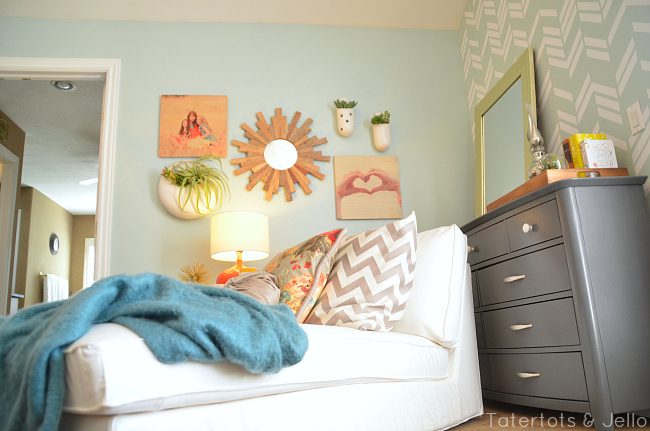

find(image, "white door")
[0,111,25,316]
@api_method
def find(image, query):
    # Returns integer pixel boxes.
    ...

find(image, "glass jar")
[542,153,569,170]
[528,150,568,178]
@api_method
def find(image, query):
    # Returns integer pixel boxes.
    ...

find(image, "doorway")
[0,141,20,315]
[0,57,119,316]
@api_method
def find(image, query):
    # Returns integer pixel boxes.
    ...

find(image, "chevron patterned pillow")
[305,212,417,331]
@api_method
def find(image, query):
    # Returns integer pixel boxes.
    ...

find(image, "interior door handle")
[510,324,533,331]
[517,372,540,379]
[504,275,526,283]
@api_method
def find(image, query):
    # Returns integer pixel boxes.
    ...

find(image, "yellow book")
[569,133,606,169]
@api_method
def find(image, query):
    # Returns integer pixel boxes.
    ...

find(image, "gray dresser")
[461,176,650,431]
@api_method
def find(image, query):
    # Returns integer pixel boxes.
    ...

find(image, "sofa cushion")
[392,224,468,347]
[63,322,449,415]
[264,228,347,322]
[305,212,417,331]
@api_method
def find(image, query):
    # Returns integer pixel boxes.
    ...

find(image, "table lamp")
[210,211,270,285]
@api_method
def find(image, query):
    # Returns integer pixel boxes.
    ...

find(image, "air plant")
[161,156,230,215]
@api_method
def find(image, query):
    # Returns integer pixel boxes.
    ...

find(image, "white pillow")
[392,224,468,347]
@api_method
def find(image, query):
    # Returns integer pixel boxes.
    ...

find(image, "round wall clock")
[49,233,59,255]
[231,108,330,201]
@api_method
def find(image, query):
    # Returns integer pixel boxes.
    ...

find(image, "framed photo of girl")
[158,95,227,158]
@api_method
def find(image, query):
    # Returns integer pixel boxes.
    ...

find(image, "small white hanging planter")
[334,98,358,136]
[158,177,218,220]
[336,108,355,136]
[373,123,391,151]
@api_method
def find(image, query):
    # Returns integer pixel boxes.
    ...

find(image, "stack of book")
[562,133,618,170]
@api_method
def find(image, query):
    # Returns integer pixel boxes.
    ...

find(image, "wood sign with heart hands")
[334,156,402,220]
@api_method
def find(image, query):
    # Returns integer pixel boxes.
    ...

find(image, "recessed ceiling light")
[51,80,76,91]
[79,178,98,186]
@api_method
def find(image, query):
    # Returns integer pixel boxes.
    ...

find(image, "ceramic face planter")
[336,108,355,136]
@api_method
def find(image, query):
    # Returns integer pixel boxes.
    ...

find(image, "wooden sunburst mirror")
[231,108,330,201]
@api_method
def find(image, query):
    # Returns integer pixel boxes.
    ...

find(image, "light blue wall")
[0,18,473,279]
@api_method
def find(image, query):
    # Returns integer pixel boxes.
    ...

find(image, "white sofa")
[59,225,483,431]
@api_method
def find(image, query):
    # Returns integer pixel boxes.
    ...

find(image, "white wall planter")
[158,177,218,219]
[336,108,355,136]
[373,123,391,151]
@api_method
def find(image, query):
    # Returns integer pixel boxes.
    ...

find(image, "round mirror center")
[264,139,298,170]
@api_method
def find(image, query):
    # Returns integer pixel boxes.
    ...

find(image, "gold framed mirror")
[474,47,536,216]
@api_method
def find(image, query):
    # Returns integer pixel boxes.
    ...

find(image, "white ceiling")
[0,80,103,215]
[0,0,468,30]
[0,0,468,215]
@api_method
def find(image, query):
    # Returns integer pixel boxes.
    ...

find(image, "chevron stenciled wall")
[459,0,650,204]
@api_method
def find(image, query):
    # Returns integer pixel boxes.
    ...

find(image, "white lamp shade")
[210,211,270,262]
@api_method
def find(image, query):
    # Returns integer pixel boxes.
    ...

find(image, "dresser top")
[461,176,648,233]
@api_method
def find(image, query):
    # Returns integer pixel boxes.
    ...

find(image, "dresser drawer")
[468,222,508,265]
[489,352,588,401]
[483,298,579,348]
[477,245,571,306]
[506,200,562,252]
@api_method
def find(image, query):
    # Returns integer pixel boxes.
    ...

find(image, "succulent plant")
[334,97,358,109]
[371,111,390,124]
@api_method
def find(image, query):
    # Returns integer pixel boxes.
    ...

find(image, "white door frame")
[0,144,20,315]
[0,57,120,294]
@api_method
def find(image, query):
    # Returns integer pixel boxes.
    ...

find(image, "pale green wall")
[0,18,474,279]
[459,1,650,209]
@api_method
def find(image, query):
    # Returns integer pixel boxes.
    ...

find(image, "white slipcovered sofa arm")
[392,224,468,347]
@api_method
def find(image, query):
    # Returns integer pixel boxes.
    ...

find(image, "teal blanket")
[0,273,308,431]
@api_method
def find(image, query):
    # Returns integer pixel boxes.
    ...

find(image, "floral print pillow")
[264,228,347,323]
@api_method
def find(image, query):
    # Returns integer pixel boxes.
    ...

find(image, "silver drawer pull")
[522,223,535,233]
[517,372,540,379]
[510,324,533,331]
[504,275,526,283]
[468,246,476,253]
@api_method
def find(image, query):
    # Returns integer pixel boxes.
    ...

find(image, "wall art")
[334,155,402,220]
[159,95,227,158]
[231,108,330,202]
